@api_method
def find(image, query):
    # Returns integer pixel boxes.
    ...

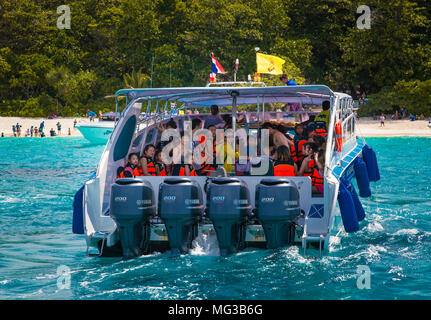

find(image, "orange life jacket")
[311,167,324,187]
[303,159,315,177]
[133,166,144,176]
[290,144,298,163]
[156,163,167,176]
[273,159,295,176]
[172,164,190,176]
[296,140,307,163]
[144,157,157,176]
[190,162,216,176]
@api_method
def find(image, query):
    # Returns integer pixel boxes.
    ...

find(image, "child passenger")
[119,153,140,178]
[139,144,157,176]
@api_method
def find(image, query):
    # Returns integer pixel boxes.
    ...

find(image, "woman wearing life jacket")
[273,145,297,176]
[118,153,140,178]
[298,142,319,177]
[313,134,327,151]
[311,149,325,194]
[139,144,157,176]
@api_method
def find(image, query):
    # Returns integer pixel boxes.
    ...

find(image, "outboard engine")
[158,178,204,254]
[255,179,300,249]
[110,178,155,258]
[207,178,251,255]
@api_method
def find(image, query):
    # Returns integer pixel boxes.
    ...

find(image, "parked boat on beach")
[75,112,118,144]
[73,83,380,258]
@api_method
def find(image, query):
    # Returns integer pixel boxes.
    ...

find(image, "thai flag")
[211,53,226,74]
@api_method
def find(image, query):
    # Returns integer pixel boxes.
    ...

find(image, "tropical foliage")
[0,0,430,116]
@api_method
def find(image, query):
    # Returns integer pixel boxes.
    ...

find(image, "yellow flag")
[256,53,285,75]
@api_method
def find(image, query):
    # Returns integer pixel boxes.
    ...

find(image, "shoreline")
[0,117,83,138]
[1,116,430,138]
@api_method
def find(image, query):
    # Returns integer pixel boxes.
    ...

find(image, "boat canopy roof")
[115,85,337,108]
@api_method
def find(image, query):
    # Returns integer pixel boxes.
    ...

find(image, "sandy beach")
[0,117,83,137]
[0,116,430,138]
[356,117,431,137]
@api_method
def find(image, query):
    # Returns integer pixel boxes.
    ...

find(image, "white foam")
[394,228,419,236]
[190,231,220,256]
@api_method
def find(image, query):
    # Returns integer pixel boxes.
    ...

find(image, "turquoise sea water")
[0,136,430,300]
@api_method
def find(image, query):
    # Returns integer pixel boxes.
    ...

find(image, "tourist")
[16,123,21,137]
[118,153,140,178]
[33,126,38,137]
[12,125,16,137]
[204,104,225,128]
[50,128,56,136]
[298,142,319,177]
[311,150,325,194]
[314,101,331,129]
[262,122,293,155]
[139,144,157,176]
[57,122,62,135]
[380,114,385,127]
[68,128,71,136]
[272,145,297,176]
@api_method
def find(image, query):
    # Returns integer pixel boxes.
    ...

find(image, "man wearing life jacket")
[314,100,331,129]
[272,145,297,176]
[118,153,141,178]
[139,144,157,176]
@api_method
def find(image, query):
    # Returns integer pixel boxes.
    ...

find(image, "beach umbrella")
[286,79,297,86]
[88,111,96,116]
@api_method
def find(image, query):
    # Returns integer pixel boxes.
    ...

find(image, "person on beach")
[12,125,16,137]
[16,123,21,137]
[57,122,61,135]
[1,133,4,137]
[34,126,38,137]
[68,128,71,136]
[50,128,56,136]
[30,126,34,137]
[380,114,385,127]
[73,119,77,128]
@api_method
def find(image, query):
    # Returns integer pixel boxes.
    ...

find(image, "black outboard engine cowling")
[158,178,204,254]
[255,179,300,249]
[207,178,251,255]
[110,178,155,258]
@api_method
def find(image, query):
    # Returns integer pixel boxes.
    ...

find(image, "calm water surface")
[0,137,430,299]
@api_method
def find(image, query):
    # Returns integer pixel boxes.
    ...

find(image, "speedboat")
[75,112,118,144]
[73,83,380,258]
